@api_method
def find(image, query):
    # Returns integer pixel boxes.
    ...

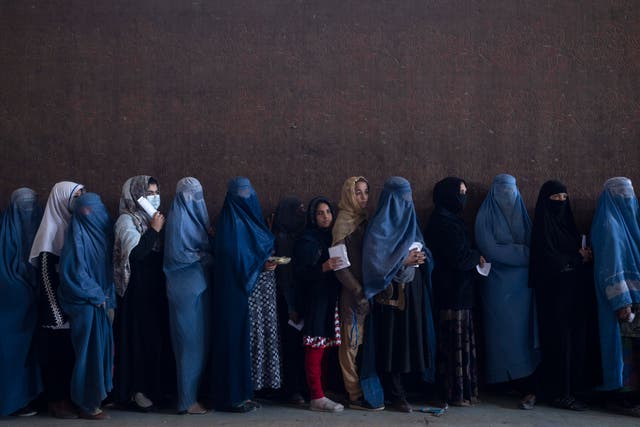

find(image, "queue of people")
[1,174,639,419]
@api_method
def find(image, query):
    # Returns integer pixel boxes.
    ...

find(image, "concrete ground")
[1,394,638,427]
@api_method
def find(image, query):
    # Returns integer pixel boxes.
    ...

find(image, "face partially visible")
[70,187,86,211]
[355,181,369,209]
[549,192,568,201]
[459,182,467,195]
[315,202,333,229]
[73,187,85,199]
[146,183,160,197]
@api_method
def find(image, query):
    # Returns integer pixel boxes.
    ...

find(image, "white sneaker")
[133,392,154,409]
[310,397,344,412]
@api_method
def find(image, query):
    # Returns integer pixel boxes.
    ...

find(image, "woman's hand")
[617,305,632,322]
[403,249,425,266]
[150,212,165,232]
[322,257,343,272]
[579,247,592,263]
[264,260,278,271]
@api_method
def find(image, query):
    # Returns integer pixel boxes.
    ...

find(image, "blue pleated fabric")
[591,177,640,390]
[474,174,539,383]
[58,193,114,414]
[163,177,212,411]
[362,176,425,300]
[0,188,43,415]
[211,177,274,409]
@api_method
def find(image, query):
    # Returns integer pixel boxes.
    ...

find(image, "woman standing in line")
[332,176,384,411]
[58,193,115,420]
[0,188,43,417]
[164,177,212,415]
[113,175,175,411]
[474,174,539,409]
[294,197,343,412]
[424,177,484,407]
[591,177,640,416]
[211,177,275,412]
[363,176,436,413]
[529,180,600,411]
[29,181,85,419]
[273,196,307,405]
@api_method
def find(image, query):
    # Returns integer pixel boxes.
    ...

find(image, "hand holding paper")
[137,196,158,217]
[328,244,351,271]
[476,262,491,277]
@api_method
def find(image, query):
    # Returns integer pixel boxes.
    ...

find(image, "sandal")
[552,396,588,411]
[186,402,208,415]
[519,394,536,410]
[310,397,344,412]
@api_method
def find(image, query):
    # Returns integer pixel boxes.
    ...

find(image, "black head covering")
[532,180,580,252]
[295,197,335,270]
[433,177,466,214]
[306,196,334,230]
[273,196,306,235]
[529,180,581,288]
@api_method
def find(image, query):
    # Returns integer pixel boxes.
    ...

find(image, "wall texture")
[1,0,639,231]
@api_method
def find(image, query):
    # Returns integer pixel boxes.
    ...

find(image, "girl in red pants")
[294,197,343,412]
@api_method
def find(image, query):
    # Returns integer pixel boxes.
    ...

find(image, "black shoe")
[392,398,412,413]
[551,396,588,411]
[228,400,260,413]
[349,399,385,411]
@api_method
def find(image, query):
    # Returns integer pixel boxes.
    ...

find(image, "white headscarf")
[29,181,84,265]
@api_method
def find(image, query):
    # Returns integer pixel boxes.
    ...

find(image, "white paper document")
[409,241,423,267]
[476,262,492,277]
[328,243,351,271]
[137,196,158,218]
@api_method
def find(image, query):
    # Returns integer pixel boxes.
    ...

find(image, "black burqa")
[424,177,480,310]
[529,180,601,400]
[273,196,307,398]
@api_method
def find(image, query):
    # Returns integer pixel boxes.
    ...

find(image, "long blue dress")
[58,193,115,414]
[0,189,43,415]
[474,174,539,383]
[163,177,212,412]
[591,177,640,391]
[211,177,274,409]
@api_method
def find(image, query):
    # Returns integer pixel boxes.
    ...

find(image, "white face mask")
[146,195,160,210]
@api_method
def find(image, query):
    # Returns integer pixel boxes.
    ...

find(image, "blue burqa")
[474,174,539,383]
[0,189,43,415]
[361,177,437,404]
[163,177,212,411]
[58,193,115,414]
[591,177,640,390]
[211,177,274,409]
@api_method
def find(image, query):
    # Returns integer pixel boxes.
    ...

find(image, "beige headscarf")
[332,176,369,245]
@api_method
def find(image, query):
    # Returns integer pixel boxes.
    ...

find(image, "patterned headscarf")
[113,175,157,297]
[332,176,369,245]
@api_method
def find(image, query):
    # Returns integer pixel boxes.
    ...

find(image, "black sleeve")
[440,222,481,272]
[130,228,160,261]
[39,251,60,291]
